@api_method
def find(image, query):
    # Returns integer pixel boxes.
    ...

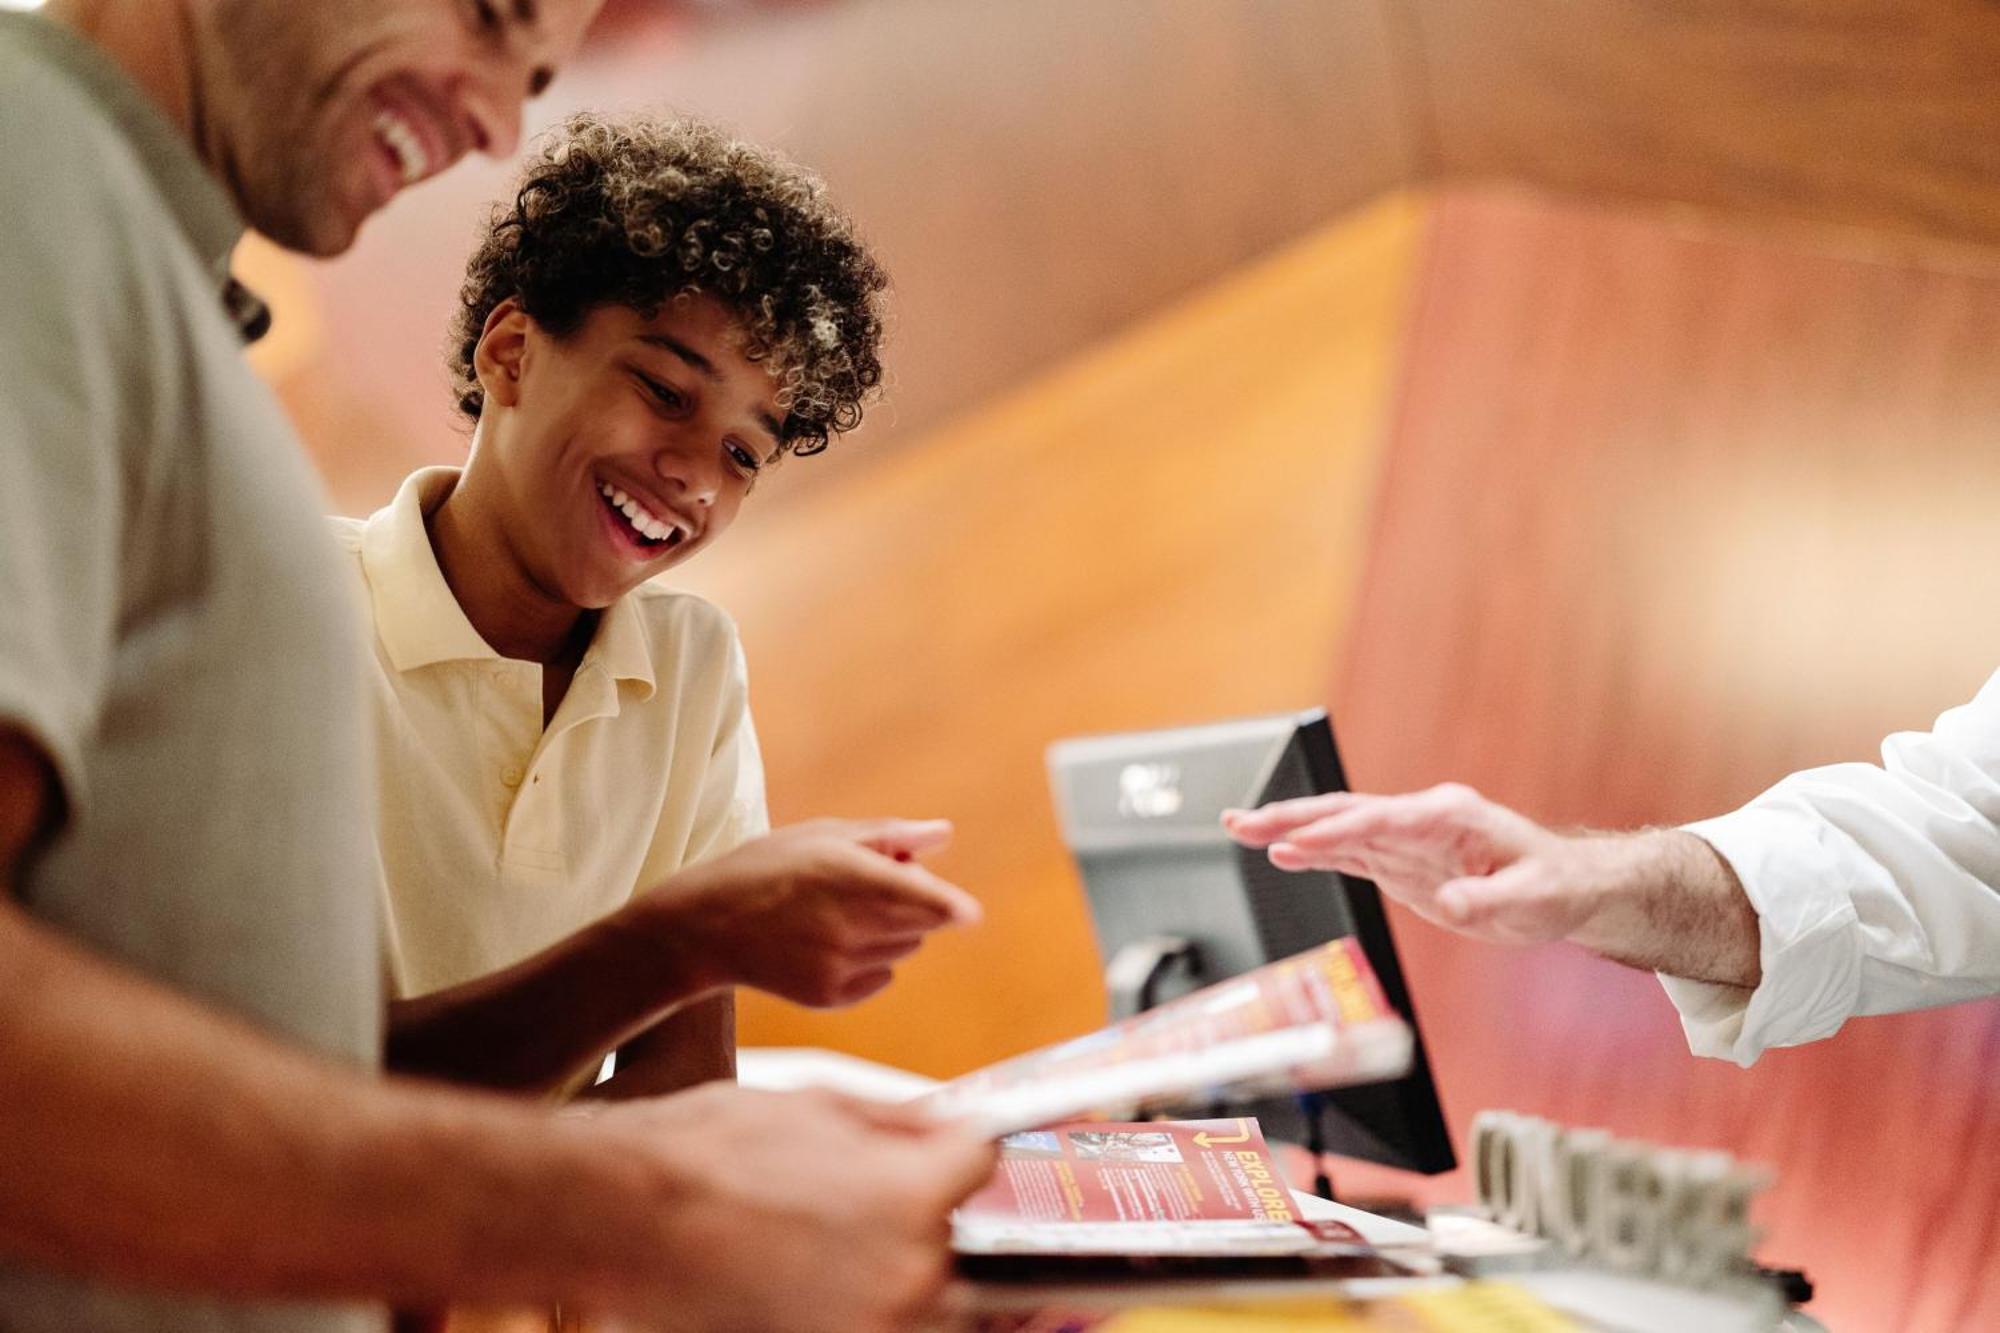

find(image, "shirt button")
[502,766,523,788]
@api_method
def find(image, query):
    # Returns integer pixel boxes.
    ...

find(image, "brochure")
[954,1117,1313,1258]
[924,938,1414,1138]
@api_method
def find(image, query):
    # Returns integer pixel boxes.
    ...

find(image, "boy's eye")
[726,442,763,474]
[638,373,684,409]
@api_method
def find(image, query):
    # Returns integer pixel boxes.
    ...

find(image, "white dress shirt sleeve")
[1661,668,2000,1065]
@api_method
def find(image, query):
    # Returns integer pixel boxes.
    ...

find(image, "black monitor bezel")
[1287,711,1456,1175]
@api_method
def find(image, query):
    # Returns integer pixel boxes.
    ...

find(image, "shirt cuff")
[0,679,92,824]
[1658,807,1865,1066]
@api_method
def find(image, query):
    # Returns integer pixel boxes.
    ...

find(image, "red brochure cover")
[959,1117,1296,1226]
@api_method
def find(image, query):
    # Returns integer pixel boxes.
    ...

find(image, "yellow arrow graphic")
[1191,1119,1253,1148]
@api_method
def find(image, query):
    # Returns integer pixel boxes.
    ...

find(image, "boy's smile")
[593,478,691,560]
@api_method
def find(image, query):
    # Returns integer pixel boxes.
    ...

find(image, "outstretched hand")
[1223,784,1609,946]
[649,818,983,1007]
[1223,784,1760,986]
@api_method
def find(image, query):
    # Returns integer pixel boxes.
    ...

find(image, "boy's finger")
[865,860,984,926]
[850,818,955,859]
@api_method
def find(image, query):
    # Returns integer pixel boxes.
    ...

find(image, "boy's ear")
[473,298,532,411]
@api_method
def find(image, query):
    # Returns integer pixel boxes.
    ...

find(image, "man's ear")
[473,298,533,411]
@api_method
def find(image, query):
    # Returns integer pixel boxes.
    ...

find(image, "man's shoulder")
[0,22,210,352]
[0,21,111,122]
[0,27,152,219]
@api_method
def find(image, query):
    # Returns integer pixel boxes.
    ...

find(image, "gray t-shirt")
[0,16,382,1333]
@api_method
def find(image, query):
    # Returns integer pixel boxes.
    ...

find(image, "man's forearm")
[387,898,716,1094]
[1567,830,1763,988]
[0,903,675,1310]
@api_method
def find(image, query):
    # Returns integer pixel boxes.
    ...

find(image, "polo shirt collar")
[359,467,659,698]
[8,14,244,283]
[360,469,494,671]
[590,579,659,702]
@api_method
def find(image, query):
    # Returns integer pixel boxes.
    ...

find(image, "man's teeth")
[373,111,429,185]
[597,481,680,544]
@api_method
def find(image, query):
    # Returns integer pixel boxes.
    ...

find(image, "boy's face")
[469,296,784,610]
[203,0,602,256]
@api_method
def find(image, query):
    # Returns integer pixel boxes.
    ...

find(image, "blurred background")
[255,2,2000,1328]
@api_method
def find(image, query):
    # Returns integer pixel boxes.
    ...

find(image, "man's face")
[470,296,785,611]
[204,0,603,256]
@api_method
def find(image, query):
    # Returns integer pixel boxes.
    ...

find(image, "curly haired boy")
[332,113,978,1101]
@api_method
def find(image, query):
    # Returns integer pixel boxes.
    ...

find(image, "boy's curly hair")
[449,113,887,455]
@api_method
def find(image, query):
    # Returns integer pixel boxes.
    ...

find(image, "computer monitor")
[1047,708,1456,1176]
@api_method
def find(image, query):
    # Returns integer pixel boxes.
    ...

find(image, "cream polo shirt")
[330,468,769,1000]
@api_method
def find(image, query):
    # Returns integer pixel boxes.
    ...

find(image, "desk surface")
[739,1051,1791,1333]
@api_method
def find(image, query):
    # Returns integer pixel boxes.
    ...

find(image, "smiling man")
[357,115,983,1101]
[74,0,588,255]
[0,4,992,1332]
[209,0,577,253]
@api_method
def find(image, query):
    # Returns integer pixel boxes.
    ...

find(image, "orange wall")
[282,169,2000,1328]
[1334,187,2000,1332]
[660,195,1429,1075]
[272,3,1415,517]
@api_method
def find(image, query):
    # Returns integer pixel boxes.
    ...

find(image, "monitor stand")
[1103,935,1202,1020]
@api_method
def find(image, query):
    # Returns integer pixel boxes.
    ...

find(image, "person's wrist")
[333,1081,659,1310]
[627,875,733,996]
[1558,828,1761,984]
[1559,829,1680,955]
[528,1105,698,1313]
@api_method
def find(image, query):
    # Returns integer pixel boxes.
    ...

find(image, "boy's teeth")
[619,499,655,537]
[598,481,674,543]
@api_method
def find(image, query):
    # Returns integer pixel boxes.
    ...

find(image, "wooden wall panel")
[284,0,2000,524]
[1333,186,2000,1332]
[1407,0,2000,252]
[255,4,2000,1320]
[657,196,1426,1077]
[292,0,1413,517]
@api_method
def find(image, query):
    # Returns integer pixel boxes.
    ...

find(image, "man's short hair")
[450,113,888,456]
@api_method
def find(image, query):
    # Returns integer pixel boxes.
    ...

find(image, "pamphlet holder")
[1103,935,1202,1021]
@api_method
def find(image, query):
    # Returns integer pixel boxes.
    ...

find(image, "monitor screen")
[1048,708,1456,1176]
